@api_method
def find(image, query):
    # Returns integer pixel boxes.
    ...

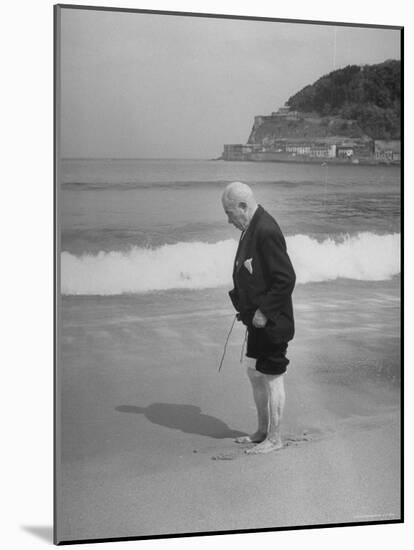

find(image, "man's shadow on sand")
[116,403,245,439]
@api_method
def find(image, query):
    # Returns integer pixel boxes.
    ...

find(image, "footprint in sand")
[284,428,335,447]
[211,451,241,461]
[209,428,335,460]
[212,442,284,460]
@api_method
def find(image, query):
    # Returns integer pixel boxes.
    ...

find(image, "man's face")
[223,199,248,231]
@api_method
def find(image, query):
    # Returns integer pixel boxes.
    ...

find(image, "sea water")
[60,158,400,295]
[59,158,401,390]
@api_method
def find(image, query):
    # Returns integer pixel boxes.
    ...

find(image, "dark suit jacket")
[229,205,296,343]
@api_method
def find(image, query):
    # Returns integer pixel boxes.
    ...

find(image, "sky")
[59,8,401,159]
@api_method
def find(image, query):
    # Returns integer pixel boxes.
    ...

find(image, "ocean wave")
[61,232,400,295]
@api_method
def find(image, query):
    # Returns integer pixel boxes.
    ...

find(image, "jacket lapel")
[235,205,264,274]
[233,232,245,274]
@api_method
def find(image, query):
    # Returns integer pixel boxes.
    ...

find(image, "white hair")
[222,181,256,207]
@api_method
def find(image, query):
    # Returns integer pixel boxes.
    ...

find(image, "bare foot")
[245,438,283,454]
[235,432,267,444]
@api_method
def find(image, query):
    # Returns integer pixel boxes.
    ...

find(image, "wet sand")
[56,279,401,542]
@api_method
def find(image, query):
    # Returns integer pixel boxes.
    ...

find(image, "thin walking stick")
[218,315,237,372]
[240,327,248,363]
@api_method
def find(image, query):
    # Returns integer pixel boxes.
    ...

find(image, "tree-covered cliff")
[286,60,401,140]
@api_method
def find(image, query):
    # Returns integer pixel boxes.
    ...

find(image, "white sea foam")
[290,232,400,284]
[61,232,400,295]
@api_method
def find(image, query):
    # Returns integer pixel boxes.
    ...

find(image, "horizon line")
[60,157,222,161]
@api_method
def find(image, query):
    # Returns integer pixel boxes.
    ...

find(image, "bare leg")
[245,373,285,454]
[235,363,268,444]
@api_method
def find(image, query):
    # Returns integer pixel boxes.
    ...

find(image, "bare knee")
[266,374,286,400]
[245,356,257,371]
[247,364,262,381]
[266,373,285,387]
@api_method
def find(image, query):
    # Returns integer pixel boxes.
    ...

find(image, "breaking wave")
[61,232,400,295]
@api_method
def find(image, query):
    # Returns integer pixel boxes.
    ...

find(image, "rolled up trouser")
[246,324,289,375]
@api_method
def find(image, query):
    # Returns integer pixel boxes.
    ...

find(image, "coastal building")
[222,144,251,160]
[337,145,354,158]
[353,139,374,158]
[223,138,352,161]
[274,139,336,158]
[335,139,373,159]
[285,142,311,155]
[222,143,263,160]
[374,140,401,162]
[271,104,300,119]
[222,107,394,164]
[271,105,290,116]
[309,143,336,158]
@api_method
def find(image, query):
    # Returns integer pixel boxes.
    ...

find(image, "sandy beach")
[57,278,401,542]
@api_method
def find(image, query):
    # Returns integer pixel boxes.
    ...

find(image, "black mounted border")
[53,3,404,545]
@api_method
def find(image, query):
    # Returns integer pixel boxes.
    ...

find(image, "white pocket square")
[244,258,253,274]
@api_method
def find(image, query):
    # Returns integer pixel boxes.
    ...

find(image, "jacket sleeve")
[228,288,240,311]
[256,229,296,321]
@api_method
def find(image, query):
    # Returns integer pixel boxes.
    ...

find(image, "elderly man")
[222,182,296,454]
